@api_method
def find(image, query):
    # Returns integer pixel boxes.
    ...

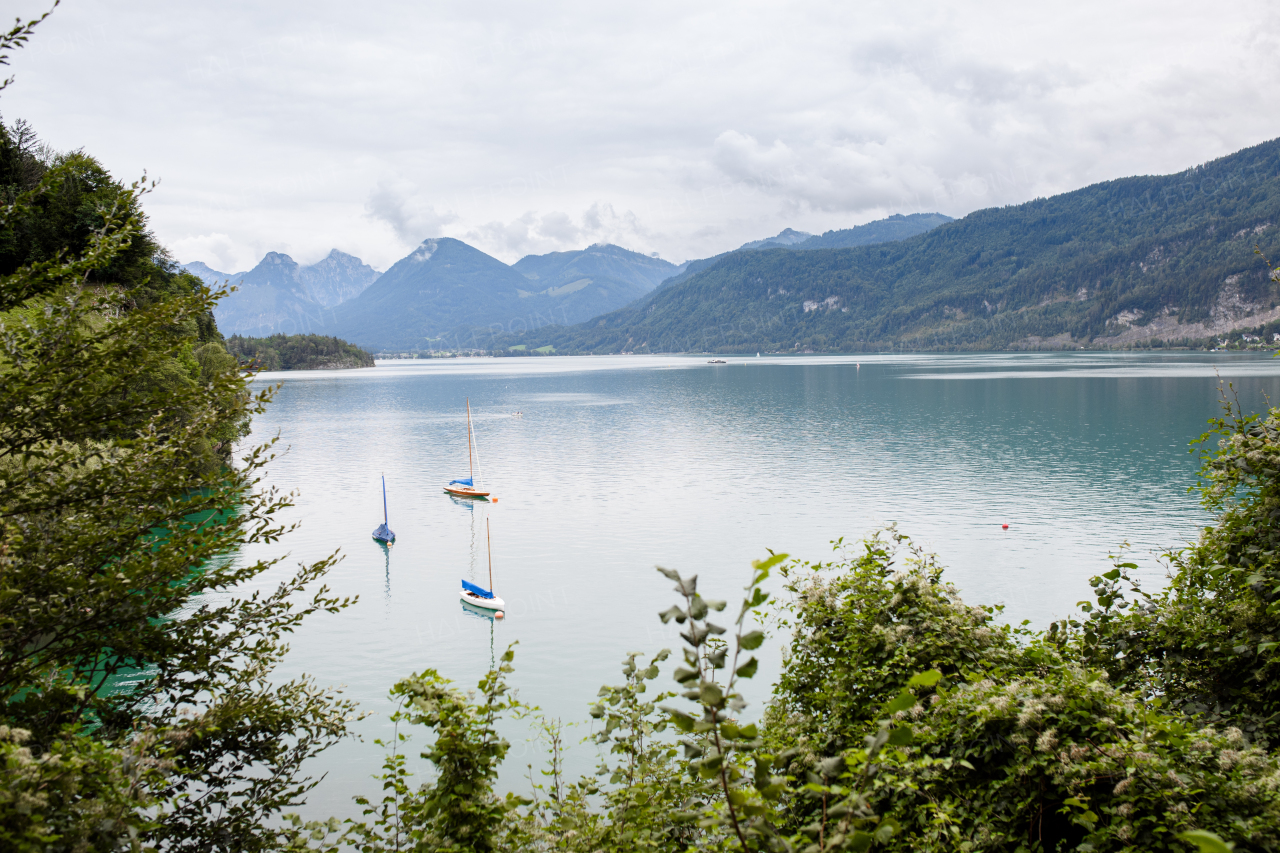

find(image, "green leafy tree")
[764,530,1034,754]
[346,647,530,853]
[0,10,357,850]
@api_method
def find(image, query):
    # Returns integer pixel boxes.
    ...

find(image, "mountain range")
[184,208,959,348]
[326,241,680,350]
[184,241,682,345]
[183,250,381,337]
[493,137,1280,354]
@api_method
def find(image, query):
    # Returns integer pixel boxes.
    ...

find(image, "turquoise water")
[229,352,1280,818]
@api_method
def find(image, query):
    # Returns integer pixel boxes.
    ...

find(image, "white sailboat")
[460,517,505,613]
[444,398,491,499]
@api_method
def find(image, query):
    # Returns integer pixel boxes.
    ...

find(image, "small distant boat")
[444,398,491,499]
[372,475,395,544]
[461,517,505,612]
[708,359,727,364]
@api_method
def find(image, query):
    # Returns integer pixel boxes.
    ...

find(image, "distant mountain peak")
[774,228,812,240]
[410,239,439,263]
[183,260,233,281]
[183,247,382,333]
[739,228,814,250]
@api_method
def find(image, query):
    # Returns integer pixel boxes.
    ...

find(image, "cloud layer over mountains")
[8,0,1280,271]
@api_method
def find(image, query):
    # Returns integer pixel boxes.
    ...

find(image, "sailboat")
[460,517,505,613]
[444,398,491,498]
[372,475,395,544]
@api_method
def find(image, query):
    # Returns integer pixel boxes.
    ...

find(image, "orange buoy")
[495,611,505,619]
[1002,523,1009,530]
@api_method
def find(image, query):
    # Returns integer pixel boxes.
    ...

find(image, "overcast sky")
[6,1,1280,271]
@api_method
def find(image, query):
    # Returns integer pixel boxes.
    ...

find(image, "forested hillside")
[226,332,375,370]
[328,237,536,349]
[793,212,955,250]
[655,212,953,297]
[495,138,1280,353]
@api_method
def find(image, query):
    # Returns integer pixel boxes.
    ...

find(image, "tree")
[0,10,356,850]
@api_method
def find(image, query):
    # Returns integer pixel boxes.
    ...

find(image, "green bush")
[1070,394,1280,739]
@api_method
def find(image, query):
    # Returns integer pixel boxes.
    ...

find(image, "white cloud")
[5,0,1279,267]
[463,203,659,260]
[365,182,460,245]
[168,232,243,274]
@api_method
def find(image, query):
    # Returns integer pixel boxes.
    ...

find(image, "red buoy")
[1002,523,1009,530]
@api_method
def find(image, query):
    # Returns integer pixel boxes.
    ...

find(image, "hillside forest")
[226,333,375,371]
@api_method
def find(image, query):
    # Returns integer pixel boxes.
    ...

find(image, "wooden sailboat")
[444,398,491,498]
[460,517,505,612]
[372,475,395,544]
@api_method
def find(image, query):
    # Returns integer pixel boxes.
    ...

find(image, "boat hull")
[444,485,490,498]
[460,589,505,610]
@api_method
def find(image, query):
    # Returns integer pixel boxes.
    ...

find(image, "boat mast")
[466,398,475,483]
[486,516,494,593]
[382,475,388,525]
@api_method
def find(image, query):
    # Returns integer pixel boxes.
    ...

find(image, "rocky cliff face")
[300,250,381,307]
[183,250,381,336]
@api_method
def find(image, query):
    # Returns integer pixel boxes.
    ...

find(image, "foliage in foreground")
[766,530,1280,852]
[0,11,357,850]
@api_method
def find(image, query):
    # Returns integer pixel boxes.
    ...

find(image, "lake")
[230,351,1280,818]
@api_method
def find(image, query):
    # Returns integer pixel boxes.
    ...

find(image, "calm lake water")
[228,351,1280,818]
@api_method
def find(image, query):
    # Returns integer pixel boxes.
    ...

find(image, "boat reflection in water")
[460,597,500,669]
[447,493,477,512]
[375,540,391,601]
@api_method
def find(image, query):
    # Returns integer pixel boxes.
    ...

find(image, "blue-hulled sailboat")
[372,475,395,544]
[460,517,505,612]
